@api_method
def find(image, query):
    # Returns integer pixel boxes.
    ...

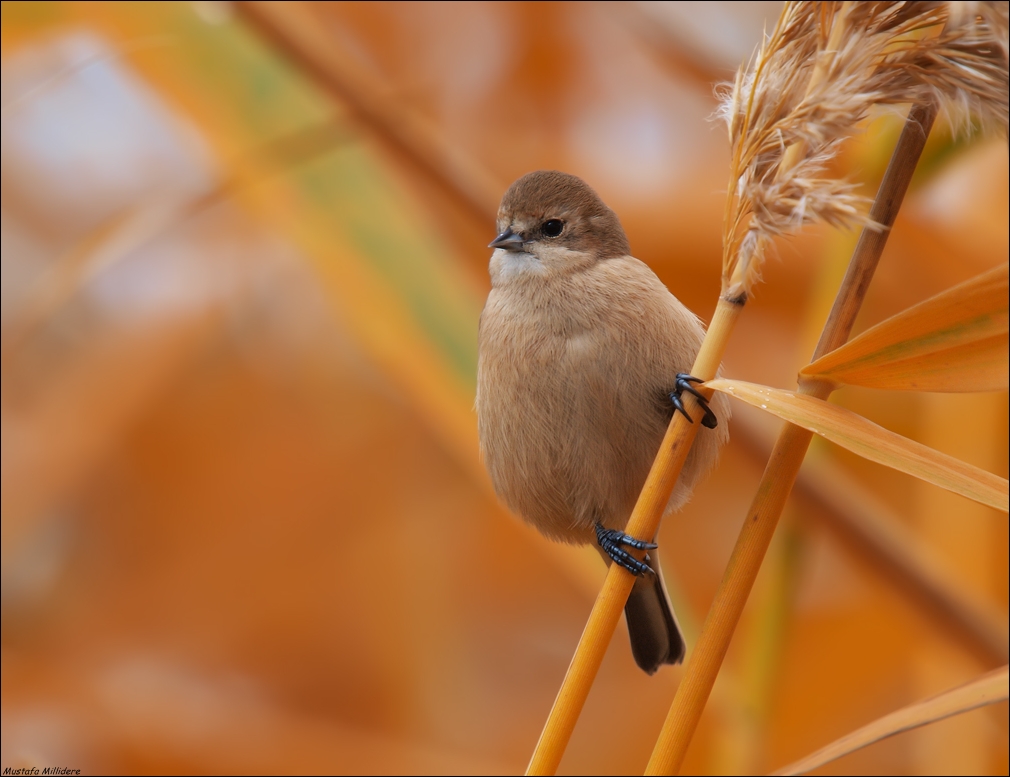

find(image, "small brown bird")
[476,170,729,674]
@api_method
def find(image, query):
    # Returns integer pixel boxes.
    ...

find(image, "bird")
[475,170,729,674]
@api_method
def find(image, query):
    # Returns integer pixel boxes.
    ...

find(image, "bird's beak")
[488,227,525,251]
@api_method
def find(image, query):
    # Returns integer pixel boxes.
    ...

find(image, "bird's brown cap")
[495,171,631,260]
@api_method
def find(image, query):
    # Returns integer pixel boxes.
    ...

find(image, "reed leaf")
[801,261,1009,391]
[772,664,1010,775]
[707,378,1009,512]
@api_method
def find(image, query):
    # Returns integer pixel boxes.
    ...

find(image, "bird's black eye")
[542,219,564,238]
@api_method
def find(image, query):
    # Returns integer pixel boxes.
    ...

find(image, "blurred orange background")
[1,2,1006,774]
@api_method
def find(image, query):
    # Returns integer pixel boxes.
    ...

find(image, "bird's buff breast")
[476,292,663,544]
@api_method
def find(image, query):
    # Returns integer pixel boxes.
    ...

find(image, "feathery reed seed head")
[719,1,1009,301]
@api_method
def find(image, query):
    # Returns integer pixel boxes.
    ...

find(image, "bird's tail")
[624,560,685,674]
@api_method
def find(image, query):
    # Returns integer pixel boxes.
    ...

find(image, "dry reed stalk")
[0,120,356,373]
[609,2,739,92]
[526,298,742,776]
[645,96,938,777]
[235,1,502,224]
[730,411,1010,666]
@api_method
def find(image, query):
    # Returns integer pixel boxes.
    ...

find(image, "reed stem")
[525,298,744,776]
[645,101,938,775]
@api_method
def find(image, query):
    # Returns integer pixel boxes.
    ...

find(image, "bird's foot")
[595,523,657,576]
[669,373,718,429]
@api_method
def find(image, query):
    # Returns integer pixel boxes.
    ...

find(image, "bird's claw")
[670,373,718,429]
[596,523,657,576]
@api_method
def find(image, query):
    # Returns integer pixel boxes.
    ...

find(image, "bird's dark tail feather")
[624,561,685,674]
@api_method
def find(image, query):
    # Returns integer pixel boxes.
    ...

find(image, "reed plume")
[719,0,1009,303]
